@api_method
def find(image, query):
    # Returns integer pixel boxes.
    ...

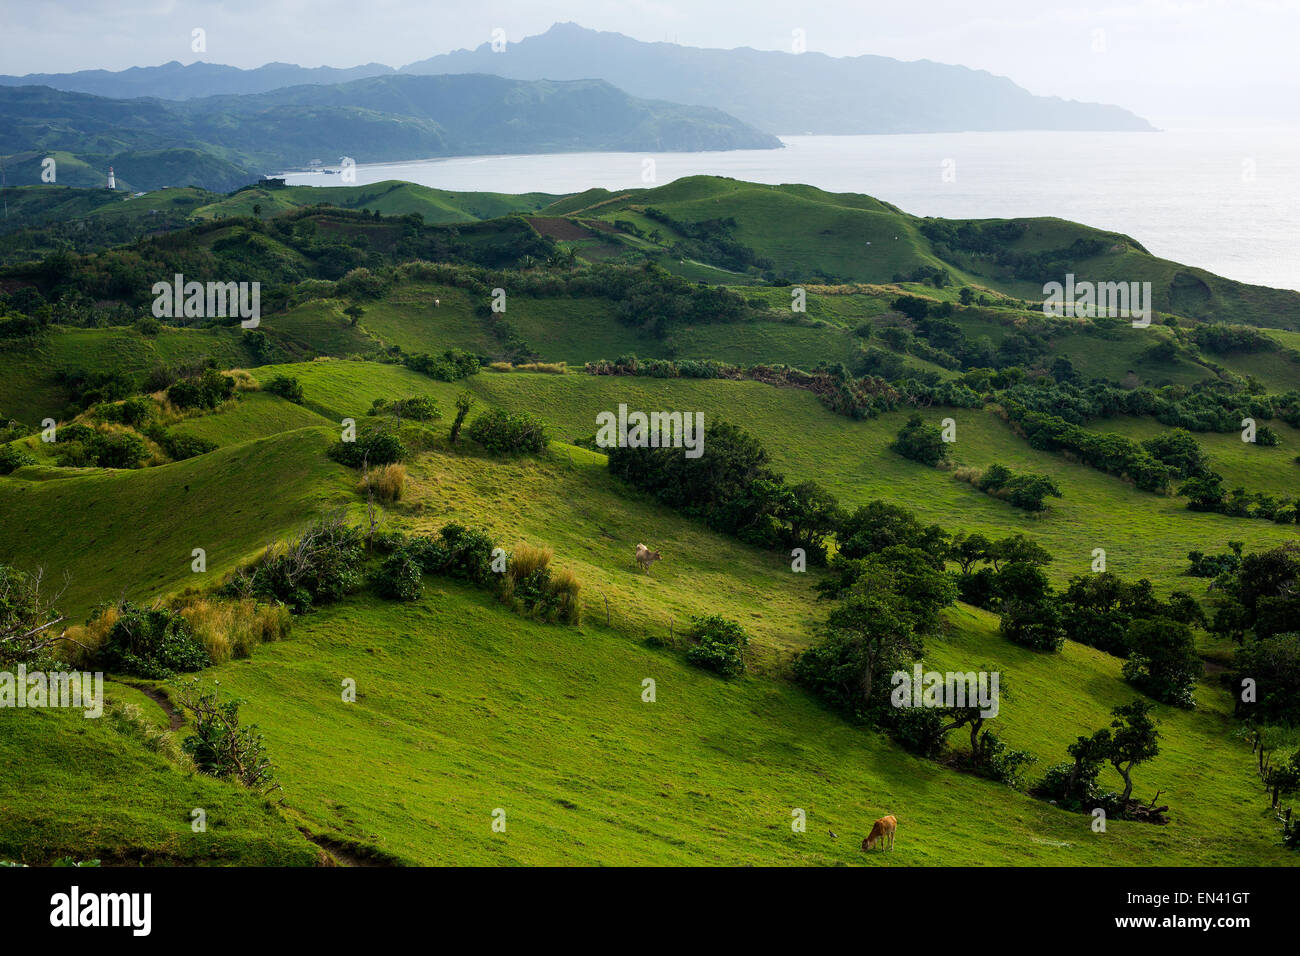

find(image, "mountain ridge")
[0,22,1154,135]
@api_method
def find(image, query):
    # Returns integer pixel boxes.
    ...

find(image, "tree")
[948,532,992,576]
[836,500,949,564]
[890,295,930,321]
[449,392,474,444]
[0,565,69,667]
[1180,473,1226,511]
[1265,750,1300,810]
[795,594,918,715]
[1000,597,1064,651]
[1230,633,1300,724]
[1122,618,1202,707]
[985,533,1052,573]
[890,415,950,467]
[1065,728,1113,804]
[343,304,365,327]
[774,480,842,566]
[1108,700,1161,803]
[995,561,1053,606]
[1003,473,1062,512]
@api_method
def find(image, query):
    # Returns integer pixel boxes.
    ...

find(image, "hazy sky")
[3,0,1298,127]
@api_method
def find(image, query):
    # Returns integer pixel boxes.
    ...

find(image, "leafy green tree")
[1108,700,1161,803]
[890,415,950,467]
[450,392,474,444]
[1122,618,1202,707]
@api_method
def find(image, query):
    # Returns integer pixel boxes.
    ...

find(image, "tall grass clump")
[60,605,121,668]
[500,543,580,624]
[178,598,292,664]
[358,463,407,503]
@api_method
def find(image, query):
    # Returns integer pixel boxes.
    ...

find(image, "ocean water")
[280,129,1300,291]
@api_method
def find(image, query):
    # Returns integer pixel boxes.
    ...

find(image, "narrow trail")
[300,831,398,867]
[126,683,183,731]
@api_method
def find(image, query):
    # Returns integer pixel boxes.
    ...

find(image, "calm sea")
[280,130,1300,292]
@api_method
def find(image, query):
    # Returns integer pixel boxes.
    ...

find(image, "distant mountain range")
[0,22,1154,134]
[0,74,779,191]
[0,60,396,100]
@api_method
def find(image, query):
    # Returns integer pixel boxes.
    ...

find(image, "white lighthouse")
[107,167,115,190]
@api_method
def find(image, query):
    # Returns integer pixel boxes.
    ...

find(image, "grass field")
[245,360,1300,596]
[3,177,1298,869]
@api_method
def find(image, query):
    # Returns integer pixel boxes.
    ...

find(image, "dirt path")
[301,831,398,867]
[126,683,183,731]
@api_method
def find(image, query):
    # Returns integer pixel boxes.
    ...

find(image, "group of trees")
[1037,700,1163,816]
[639,208,774,274]
[795,504,1036,783]
[959,463,1063,512]
[607,419,841,564]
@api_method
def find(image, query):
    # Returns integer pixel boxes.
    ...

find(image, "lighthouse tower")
[107,167,115,190]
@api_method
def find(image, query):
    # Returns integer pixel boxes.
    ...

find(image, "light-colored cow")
[635,543,662,574]
[861,815,897,852]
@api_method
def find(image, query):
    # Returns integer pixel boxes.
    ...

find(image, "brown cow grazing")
[634,543,662,574]
[861,815,897,852]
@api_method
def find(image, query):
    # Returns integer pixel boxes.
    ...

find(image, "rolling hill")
[2,178,1298,869]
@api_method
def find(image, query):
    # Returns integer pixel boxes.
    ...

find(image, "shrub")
[97,602,211,678]
[161,432,218,461]
[890,415,950,467]
[439,538,580,624]
[176,680,278,794]
[369,396,441,422]
[0,444,35,474]
[546,567,582,625]
[410,523,497,583]
[264,375,305,404]
[167,369,235,411]
[467,408,548,455]
[98,397,153,428]
[226,515,365,612]
[178,598,291,664]
[972,732,1036,786]
[328,426,407,467]
[450,392,474,444]
[685,614,748,676]
[86,431,148,469]
[59,605,121,668]
[372,549,423,601]
[404,348,480,381]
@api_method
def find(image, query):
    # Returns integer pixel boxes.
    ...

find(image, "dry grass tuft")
[358,463,407,502]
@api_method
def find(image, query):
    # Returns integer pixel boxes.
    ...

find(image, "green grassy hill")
[3,363,1292,864]
[547,176,1300,329]
[2,178,1298,868]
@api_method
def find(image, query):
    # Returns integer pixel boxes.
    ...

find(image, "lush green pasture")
[0,426,354,618]
[250,360,1297,594]
[194,583,1293,866]
[0,687,319,866]
[0,326,253,424]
